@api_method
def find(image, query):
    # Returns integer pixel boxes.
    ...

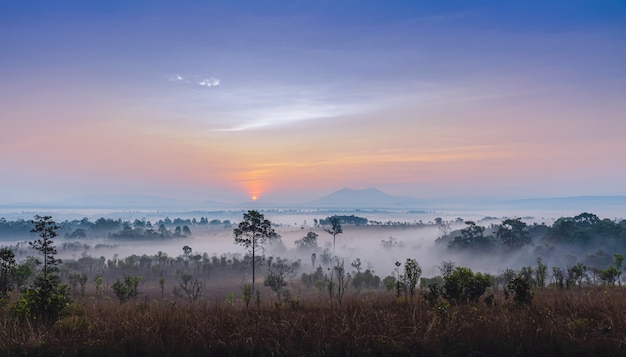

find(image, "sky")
[1,0,625,205]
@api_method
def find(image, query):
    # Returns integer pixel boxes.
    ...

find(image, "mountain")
[305,188,424,209]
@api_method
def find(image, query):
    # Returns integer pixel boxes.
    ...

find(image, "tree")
[0,247,16,298]
[400,258,422,301]
[443,266,491,304]
[600,266,619,285]
[112,275,141,304]
[614,254,624,286]
[567,263,588,288]
[233,210,279,291]
[497,218,530,249]
[294,231,318,251]
[173,273,205,304]
[504,276,534,305]
[448,221,492,250]
[324,216,343,253]
[16,217,71,322]
[183,245,192,260]
[264,257,297,299]
[535,257,548,288]
[29,215,62,278]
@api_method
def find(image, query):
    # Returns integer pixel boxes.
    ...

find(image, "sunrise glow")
[0,1,624,205]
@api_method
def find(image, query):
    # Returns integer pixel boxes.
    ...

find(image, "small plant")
[423,283,441,306]
[241,284,252,309]
[225,291,235,306]
[382,275,396,292]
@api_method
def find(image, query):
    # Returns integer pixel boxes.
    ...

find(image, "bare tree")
[173,273,205,304]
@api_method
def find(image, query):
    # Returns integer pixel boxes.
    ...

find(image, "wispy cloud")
[169,74,220,88]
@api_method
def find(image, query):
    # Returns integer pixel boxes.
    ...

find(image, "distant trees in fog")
[439,212,626,255]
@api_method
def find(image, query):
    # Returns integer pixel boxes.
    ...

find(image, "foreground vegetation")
[1,287,625,356]
[2,211,626,355]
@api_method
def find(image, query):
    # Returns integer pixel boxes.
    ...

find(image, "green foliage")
[504,276,534,305]
[94,275,104,296]
[29,215,62,278]
[448,221,494,250]
[535,258,548,288]
[443,267,491,304]
[0,247,16,298]
[301,266,325,288]
[614,254,624,285]
[600,266,619,285]
[399,258,422,301]
[112,275,141,304]
[497,218,531,249]
[567,263,588,288]
[552,266,565,289]
[382,275,396,292]
[12,275,71,322]
[352,269,381,290]
[294,232,318,251]
[422,283,441,306]
[264,257,297,298]
[319,215,367,226]
[241,284,252,309]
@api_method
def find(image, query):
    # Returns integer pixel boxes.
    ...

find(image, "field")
[1,286,626,356]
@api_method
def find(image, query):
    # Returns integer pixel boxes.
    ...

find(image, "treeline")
[0,216,235,240]
[440,212,626,252]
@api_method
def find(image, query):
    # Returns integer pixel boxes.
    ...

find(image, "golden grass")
[1,287,626,356]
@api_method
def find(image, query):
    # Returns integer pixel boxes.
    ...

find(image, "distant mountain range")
[305,188,424,209]
[2,189,625,212]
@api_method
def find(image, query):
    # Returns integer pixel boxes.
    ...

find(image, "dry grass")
[1,287,626,356]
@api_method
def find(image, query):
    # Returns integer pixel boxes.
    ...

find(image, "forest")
[0,211,625,356]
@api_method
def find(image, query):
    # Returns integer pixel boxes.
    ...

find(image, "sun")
[251,195,257,201]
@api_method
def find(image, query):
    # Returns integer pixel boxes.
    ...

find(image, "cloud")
[169,74,220,88]
[198,77,220,87]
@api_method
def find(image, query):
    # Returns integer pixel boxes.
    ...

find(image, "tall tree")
[0,247,16,298]
[324,216,343,253]
[233,210,278,291]
[30,215,62,278]
[497,218,530,249]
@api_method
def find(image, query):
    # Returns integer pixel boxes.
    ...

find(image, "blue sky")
[1,1,625,204]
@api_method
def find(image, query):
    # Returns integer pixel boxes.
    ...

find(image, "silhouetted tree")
[29,215,62,278]
[324,216,343,253]
[233,210,279,291]
[497,218,530,249]
[0,247,16,298]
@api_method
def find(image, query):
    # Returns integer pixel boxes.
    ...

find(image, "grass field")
[1,286,625,356]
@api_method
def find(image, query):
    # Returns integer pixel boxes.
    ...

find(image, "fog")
[4,206,623,285]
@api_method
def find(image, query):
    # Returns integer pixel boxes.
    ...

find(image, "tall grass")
[1,287,625,356]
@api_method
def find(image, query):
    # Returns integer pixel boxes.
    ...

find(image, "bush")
[504,276,534,305]
[12,275,71,322]
[443,267,491,304]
